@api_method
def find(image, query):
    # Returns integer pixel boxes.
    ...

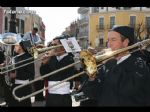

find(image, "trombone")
[0,32,65,74]
[12,39,150,102]
[0,44,64,74]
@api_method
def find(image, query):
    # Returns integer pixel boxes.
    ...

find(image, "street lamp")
[9,7,16,33]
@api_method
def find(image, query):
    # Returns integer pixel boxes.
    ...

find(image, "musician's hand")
[9,72,16,79]
[0,63,5,68]
[88,76,96,81]
[74,81,81,90]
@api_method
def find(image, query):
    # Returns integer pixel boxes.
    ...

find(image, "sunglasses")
[48,43,57,47]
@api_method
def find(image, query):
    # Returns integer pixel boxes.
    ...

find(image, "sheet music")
[60,37,81,53]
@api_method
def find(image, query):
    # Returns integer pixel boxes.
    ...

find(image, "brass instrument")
[0,44,63,74]
[12,39,150,102]
[29,44,63,59]
[0,33,23,87]
[0,33,22,45]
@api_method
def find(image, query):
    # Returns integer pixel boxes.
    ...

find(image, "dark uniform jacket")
[0,51,5,64]
[0,51,5,87]
[132,49,150,69]
[10,52,35,107]
[14,53,35,81]
[40,54,75,87]
[40,53,75,106]
[83,55,150,106]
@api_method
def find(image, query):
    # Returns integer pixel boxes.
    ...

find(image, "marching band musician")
[23,28,44,103]
[82,26,150,106]
[33,44,45,102]
[0,48,5,85]
[0,45,13,107]
[9,41,35,107]
[23,27,42,46]
[0,48,5,105]
[40,36,75,106]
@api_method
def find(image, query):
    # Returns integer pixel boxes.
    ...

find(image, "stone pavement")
[31,96,80,107]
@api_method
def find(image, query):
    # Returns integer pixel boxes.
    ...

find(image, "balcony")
[96,24,115,31]
[78,18,88,26]
[78,7,89,14]
[144,24,150,29]
[128,23,136,28]
[78,31,88,38]
[96,25,105,31]
[128,24,149,30]
[106,24,115,29]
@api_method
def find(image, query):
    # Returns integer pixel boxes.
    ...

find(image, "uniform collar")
[14,52,25,58]
[56,53,68,61]
[117,54,131,64]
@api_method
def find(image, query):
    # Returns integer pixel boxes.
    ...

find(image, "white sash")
[15,79,29,84]
[48,81,70,95]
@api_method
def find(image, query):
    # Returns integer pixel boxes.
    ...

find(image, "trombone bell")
[80,50,97,77]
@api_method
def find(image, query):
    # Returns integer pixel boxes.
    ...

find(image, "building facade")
[24,8,45,44]
[77,7,89,49]
[89,7,150,48]
[0,7,26,34]
[0,7,4,34]
[0,7,45,44]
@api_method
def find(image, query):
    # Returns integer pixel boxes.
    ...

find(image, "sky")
[28,7,80,45]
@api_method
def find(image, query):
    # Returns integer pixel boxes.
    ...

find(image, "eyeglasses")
[51,44,58,46]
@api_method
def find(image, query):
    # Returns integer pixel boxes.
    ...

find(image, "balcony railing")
[103,24,115,29]
[78,31,88,37]
[96,24,115,31]
[128,24,150,30]
[128,24,136,29]
[78,18,88,25]
[96,25,105,31]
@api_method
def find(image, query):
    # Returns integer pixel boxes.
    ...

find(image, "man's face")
[52,39,65,55]
[107,31,129,51]
[32,29,37,35]
[14,45,22,54]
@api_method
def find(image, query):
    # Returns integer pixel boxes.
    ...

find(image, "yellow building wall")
[89,11,148,48]
[89,14,98,47]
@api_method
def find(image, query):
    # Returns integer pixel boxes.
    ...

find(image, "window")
[99,33,104,47]
[130,16,136,28]
[145,17,150,28]
[21,20,24,34]
[16,18,19,33]
[5,17,8,32]
[99,17,104,29]
[92,7,99,13]
[116,7,121,10]
[123,7,131,10]
[110,16,115,29]
[99,38,103,47]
